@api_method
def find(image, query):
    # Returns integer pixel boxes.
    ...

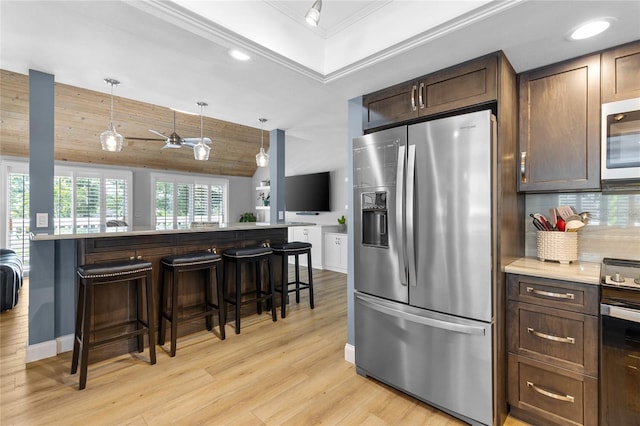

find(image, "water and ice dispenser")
[361,191,388,248]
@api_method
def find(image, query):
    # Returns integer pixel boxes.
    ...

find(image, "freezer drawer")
[355,292,493,425]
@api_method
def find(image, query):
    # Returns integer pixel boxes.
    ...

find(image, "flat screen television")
[285,172,331,213]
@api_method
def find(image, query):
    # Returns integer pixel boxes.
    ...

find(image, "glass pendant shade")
[256,118,269,167]
[100,78,123,152]
[194,140,210,161]
[194,101,210,161]
[256,147,269,167]
[100,122,124,152]
[305,0,322,26]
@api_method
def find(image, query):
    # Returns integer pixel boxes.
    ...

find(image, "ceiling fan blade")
[125,137,165,141]
[161,143,182,150]
[181,137,212,147]
[149,129,168,139]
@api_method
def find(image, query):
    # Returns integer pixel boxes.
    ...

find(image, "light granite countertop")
[30,221,315,241]
[505,257,601,285]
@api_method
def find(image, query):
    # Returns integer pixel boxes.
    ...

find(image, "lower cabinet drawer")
[508,354,597,426]
[507,301,598,376]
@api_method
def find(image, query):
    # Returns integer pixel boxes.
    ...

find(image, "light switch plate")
[36,213,48,228]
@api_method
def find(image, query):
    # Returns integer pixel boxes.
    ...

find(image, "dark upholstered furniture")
[222,246,276,334]
[0,249,23,312]
[270,242,314,318]
[71,259,156,390]
[158,252,225,357]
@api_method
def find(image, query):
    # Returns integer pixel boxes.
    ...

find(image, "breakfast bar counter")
[27,222,312,362]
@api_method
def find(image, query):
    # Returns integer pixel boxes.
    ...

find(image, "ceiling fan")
[127,110,211,150]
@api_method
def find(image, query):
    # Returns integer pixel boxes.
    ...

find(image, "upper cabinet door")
[419,54,498,117]
[362,80,419,131]
[601,40,640,103]
[518,54,601,192]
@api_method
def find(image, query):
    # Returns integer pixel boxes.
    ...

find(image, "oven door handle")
[601,304,640,324]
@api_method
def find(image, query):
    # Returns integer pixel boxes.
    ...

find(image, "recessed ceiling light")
[229,49,250,61]
[569,19,612,40]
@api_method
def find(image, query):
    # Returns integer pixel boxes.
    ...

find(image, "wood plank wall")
[0,69,268,177]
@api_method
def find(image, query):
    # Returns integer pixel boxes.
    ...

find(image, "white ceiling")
[1,0,639,165]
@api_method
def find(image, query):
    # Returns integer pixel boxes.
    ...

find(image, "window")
[2,160,132,267]
[152,173,228,229]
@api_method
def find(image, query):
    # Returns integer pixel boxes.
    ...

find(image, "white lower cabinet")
[288,226,323,269]
[323,233,347,273]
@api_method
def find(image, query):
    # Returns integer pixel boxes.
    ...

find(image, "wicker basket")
[536,231,578,264]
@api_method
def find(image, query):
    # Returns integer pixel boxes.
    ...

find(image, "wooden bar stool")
[222,246,277,334]
[158,252,225,357]
[71,259,156,390]
[270,242,314,318]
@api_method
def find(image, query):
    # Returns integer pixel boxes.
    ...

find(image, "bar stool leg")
[169,267,179,357]
[145,270,157,365]
[136,277,144,352]
[294,254,301,303]
[158,266,167,346]
[268,256,277,322]
[235,262,241,335]
[255,261,263,315]
[307,250,314,309]
[215,263,226,340]
[71,280,85,375]
[280,253,287,318]
[204,268,213,331]
[78,282,93,390]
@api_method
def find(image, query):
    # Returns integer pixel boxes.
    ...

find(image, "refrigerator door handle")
[406,144,416,286]
[396,145,408,286]
[357,293,486,336]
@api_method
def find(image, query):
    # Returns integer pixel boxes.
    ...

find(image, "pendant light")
[193,102,211,161]
[256,118,269,168]
[99,78,124,152]
[305,0,322,26]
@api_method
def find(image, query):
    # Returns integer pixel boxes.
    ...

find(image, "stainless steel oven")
[600,258,640,426]
[601,98,640,188]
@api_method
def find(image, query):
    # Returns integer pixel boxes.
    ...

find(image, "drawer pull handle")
[526,381,575,403]
[527,327,575,344]
[526,286,575,300]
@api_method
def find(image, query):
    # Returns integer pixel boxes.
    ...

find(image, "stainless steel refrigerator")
[354,109,496,426]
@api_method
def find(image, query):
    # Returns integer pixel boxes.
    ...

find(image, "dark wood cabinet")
[518,54,601,192]
[507,274,599,426]
[601,39,640,103]
[362,54,498,131]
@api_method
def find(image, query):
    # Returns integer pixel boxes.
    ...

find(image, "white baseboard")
[344,343,355,364]
[25,340,57,363]
[57,334,74,354]
[25,334,73,363]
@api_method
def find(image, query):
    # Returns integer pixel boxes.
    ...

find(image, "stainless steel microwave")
[601,98,640,187]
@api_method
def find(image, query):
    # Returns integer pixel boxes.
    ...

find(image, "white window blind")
[152,173,228,229]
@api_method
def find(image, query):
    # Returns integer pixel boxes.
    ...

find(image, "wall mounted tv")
[285,172,331,213]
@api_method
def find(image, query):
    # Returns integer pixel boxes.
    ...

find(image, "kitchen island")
[27,222,312,362]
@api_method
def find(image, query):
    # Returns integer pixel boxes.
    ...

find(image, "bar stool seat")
[158,252,225,357]
[223,246,277,334]
[271,242,314,318]
[71,259,156,390]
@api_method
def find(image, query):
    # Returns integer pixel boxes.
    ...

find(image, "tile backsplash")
[525,192,640,262]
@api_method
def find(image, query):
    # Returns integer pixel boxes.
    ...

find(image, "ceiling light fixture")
[569,19,612,40]
[256,118,269,168]
[193,102,211,161]
[99,78,124,152]
[305,0,322,27]
[229,49,251,61]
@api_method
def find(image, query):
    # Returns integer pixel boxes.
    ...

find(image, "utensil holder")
[536,231,578,264]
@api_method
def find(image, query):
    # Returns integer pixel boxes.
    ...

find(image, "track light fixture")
[305,0,322,26]
[99,78,124,152]
[194,102,211,161]
[256,118,269,168]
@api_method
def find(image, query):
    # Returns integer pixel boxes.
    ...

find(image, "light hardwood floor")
[1,269,529,425]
